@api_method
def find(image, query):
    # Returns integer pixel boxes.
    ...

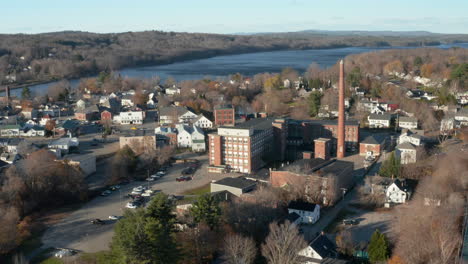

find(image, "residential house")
[398,116,418,130]
[57,119,81,137]
[456,91,468,105]
[75,105,100,121]
[159,106,197,124]
[359,134,387,157]
[210,177,257,197]
[288,201,320,224]
[48,137,79,155]
[395,142,417,164]
[0,152,20,164]
[285,212,301,226]
[368,113,392,128]
[20,126,45,137]
[398,129,423,146]
[165,86,181,95]
[386,179,417,204]
[119,130,156,153]
[5,138,23,154]
[176,124,206,151]
[114,111,145,125]
[100,110,112,123]
[0,124,21,137]
[121,95,134,107]
[299,234,346,264]
[155,126,178,145]
[147,93,157,109]
[193,114,213,129]
[76,99,86,110]
[370,105,386,115]
[455,108,468,126]
[440,117,458,134]
[39,114,52,126]
[406,89,425,99]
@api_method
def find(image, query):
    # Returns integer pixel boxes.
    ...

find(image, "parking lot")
[41,154,240,253]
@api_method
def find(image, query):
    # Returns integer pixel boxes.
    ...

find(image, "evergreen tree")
[21,87,31,99]
[368,230,390,263]
[347,66,362,87]
[189,194,222,230]
[378,152,401,178]
[308,91,322,117]
[111,193,179,264]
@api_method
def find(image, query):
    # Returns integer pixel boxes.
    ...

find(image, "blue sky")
[2,0,467,34]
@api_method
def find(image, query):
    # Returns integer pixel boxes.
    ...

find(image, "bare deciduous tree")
[261,221,307,264]
[223,234,257,264]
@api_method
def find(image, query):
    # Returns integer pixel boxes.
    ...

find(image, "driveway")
[41,154,239,253]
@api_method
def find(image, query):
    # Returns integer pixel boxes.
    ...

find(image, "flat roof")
[212,177,257,189]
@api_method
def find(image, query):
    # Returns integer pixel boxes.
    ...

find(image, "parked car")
[101,190,112,196]
[146,177,155,182]
[156,171,166,176]
[126,202,138,209]
[150,174,161,179]
[176,176,192,182]
[91,219,105,225]
[131,190,143,195]
[54,248,76,258]
[181,167,195,175]
[109,185,121,191]
[108,215,122,220]
[343,219,359,225]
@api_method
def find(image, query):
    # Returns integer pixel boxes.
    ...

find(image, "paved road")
[41,154,240,253]
[302,153,387,241]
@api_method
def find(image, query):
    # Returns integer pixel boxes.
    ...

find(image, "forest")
[1,30,468,86]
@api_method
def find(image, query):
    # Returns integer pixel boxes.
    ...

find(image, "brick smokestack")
[337,60,345,158]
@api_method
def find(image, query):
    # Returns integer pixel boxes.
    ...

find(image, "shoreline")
[1,42,465,92]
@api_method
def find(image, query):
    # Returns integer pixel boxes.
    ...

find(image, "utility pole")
[340,188,347,201]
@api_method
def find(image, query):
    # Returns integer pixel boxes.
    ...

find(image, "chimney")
[5,85,10,103]
[337,60,345,158]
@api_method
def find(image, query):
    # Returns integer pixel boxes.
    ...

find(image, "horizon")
[3,0,468,34]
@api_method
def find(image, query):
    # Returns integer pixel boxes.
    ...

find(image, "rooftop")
[368,113,392,121]
[361,134,387,145]
[224,117,275,131]
[396,142,416,150]
[288,200,318,212]
[212,177,257,189]
[399,116,418,123]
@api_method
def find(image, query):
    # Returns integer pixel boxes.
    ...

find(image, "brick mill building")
[208,118,274,173]
[208,117,359,174]
[214,105,235,126]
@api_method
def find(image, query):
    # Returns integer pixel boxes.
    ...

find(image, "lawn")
[181,183,210,196]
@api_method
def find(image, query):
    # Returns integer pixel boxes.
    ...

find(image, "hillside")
[1,30,468,86]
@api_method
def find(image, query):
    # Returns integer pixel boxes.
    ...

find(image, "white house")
[191,126,206,152]
[48,137,79,155]
[165,86,181,95]
[193,114,213,129]
[398,116,418,130]
[287,201,320,224]
[20,126,45,137]
[440,117,458,134]
[455,108,468,126]
[176,124,206,152]
[0,125,21,137]
[370,105,386,115]
[147,93,157,109]
[398,129,423,146]
[121,95,134,108]
[176,124,192,148]
[396,142,417,164]
[386,179,417,204]
[159,106,197,124]
[298,234,339,263]
[368,113,392,128]
[114,111,144,125]
[76,99,86,110]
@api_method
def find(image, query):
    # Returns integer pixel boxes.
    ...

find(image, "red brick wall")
[75,112,89,121]
[270,170,306,187]
[214,108,235,126]
[314,140,330,160]
[359,143,381,156]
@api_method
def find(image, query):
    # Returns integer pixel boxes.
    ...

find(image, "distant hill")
[1,30,467,86]
[239,30,445,37]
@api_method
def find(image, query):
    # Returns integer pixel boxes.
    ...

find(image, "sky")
[1,0,467,34]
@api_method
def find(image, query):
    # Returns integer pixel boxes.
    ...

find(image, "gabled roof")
[368,113,392,121]
[396,142,416,150]
[307,234,338,259]
[361,134,387,145]
[0,124,21,130]
[392,179,418,192]
[61,120,80,130]
[399,116,418,123]
[159,106,191,117]
[288,201,318,212]
[286,212,301,223]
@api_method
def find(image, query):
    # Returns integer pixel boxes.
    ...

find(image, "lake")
[6,42,468,97]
